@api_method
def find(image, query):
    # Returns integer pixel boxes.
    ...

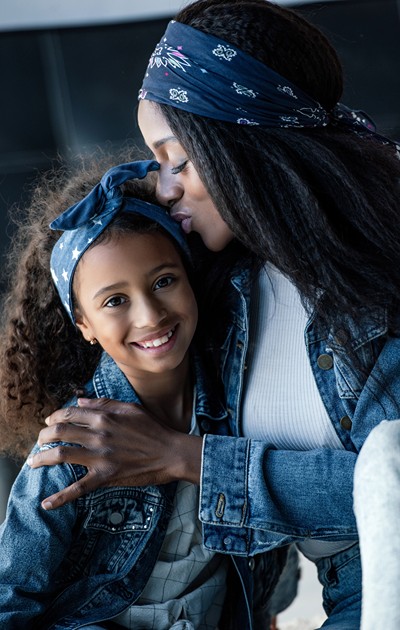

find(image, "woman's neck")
[125,355,193,434]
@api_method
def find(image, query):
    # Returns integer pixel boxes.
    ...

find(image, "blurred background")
[0,0,399,622]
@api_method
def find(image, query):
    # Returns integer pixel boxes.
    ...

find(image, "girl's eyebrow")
[93,282,128,300]
[91,263,181,300]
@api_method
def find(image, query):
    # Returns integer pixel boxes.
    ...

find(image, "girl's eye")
[154,276,174,290]
[171,159,189,175]
[104,296,127,308]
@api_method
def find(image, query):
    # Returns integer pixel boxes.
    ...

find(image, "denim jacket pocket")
[327,306,388,400]
[58,488,160,583]
[332,358,365,400]
[84,493,155,534]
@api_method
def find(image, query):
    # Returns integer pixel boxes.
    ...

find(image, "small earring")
[89,338,98,345]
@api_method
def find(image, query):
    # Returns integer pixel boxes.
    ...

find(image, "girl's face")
[74,231,198,383]
[138,100,234,252]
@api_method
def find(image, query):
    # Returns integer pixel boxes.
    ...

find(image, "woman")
[27,1,400,627]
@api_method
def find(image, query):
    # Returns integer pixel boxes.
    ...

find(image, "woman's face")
[138,100,234,252]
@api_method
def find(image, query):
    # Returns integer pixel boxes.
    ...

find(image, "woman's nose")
[156,170,183,208]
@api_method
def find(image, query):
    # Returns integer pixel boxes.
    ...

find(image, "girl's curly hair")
[0,148,156,459]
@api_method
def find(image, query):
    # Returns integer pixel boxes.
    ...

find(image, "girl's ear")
[75,309,94,343]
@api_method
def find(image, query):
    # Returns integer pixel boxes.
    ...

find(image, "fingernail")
[45,417,50,425]
[77,398,90,405]
[42,501,53,510]
[27,456,33,466]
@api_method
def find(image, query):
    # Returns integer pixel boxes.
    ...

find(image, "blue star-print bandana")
[140,20,400,154]
[50,159,191,324]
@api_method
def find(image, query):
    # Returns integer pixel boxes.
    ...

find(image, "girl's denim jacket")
[199,267,400,556]
[0,351,284,630]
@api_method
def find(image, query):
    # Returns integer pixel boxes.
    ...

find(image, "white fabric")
[242,264,342,450]
[354,420,400,630]
[242,265,352,560]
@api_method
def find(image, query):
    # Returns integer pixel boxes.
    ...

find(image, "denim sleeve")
[199,435,358,555]
[0,449,78,626]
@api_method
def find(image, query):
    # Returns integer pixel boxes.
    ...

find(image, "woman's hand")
[27,398,203,511]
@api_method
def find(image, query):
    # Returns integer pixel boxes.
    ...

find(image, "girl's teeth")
[152,335,168,347]
[141,328,174,348]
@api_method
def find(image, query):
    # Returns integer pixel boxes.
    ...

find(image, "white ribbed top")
[242,264,342,450]
[242,265,353,561]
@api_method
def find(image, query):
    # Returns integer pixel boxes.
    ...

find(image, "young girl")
[0,156,285,629]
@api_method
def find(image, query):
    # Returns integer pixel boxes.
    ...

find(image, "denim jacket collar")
[91,349,229,426]
[231,264,388,349]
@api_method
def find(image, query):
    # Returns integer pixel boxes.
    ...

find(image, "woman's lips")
[171,212,192,234]
[180,217,192,234]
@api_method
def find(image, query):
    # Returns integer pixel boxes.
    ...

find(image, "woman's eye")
[154,276,174,290]
[105,296,127,308]
[171,159,189,175]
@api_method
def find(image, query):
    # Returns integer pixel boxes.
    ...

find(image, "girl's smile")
[133,324,176,349]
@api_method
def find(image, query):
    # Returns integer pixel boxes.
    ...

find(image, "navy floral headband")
[140,20,400,154]
[140,20,328,128]
[50,160,191,324]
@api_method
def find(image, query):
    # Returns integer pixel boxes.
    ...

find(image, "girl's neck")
[125,355,193,434]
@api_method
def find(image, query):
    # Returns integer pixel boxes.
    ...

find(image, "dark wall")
[300,0,400,136]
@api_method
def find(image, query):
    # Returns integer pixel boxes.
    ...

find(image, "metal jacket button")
[317,354,333,370]
[340,415,352,431]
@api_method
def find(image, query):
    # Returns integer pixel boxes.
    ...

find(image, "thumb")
[77,397,141,415]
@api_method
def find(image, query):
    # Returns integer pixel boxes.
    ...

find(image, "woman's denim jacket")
[0,351,284,630]
[199,267,400,556]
